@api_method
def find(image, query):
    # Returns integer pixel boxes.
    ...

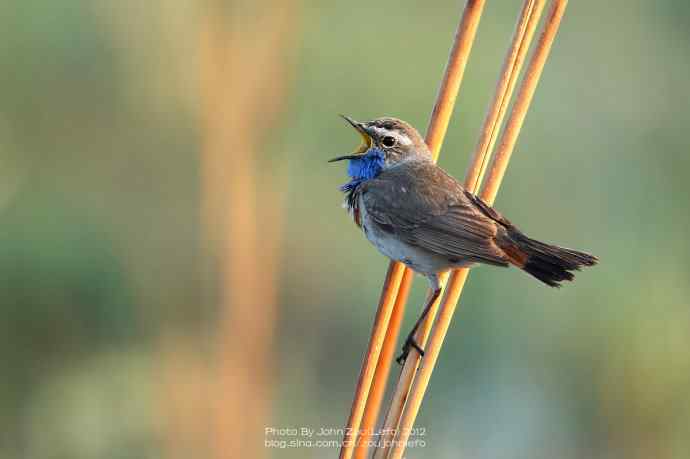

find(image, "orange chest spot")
[352,204,362,228]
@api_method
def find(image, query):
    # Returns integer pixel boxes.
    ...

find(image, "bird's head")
[329,116,430,181]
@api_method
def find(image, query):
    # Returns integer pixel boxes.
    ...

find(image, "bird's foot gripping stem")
[395,285,442,365]
[396,335,425,365]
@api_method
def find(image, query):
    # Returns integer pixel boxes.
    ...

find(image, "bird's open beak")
[328,115,373,162]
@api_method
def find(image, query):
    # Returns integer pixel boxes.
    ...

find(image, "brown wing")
[360,160,509,267]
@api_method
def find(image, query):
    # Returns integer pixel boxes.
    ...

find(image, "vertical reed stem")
[386,3,568,458]
[373,3,544,456]
[339,2,486,458]
[466,0,546,193]
[353,274,410,459]
[339,262,405,458]
[199,3,296,458]
[483,0,567,204]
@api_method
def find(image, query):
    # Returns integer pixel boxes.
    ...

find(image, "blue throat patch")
[340,147,385,192]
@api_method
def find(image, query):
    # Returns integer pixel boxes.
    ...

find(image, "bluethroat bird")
[330,115,598,364]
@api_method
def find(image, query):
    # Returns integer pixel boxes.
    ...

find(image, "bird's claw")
[396,336,425,365]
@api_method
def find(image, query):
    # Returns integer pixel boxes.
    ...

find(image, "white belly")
[358,195,454,276]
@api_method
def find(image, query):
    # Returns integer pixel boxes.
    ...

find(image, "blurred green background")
[1,0,689,458]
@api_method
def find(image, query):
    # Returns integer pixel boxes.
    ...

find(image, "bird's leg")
[396,286,443,365]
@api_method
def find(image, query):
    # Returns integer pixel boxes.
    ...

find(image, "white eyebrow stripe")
[373,127,412,146]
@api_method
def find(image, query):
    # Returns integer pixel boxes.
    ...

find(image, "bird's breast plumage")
[341,159,510,274]
[357,189,456,275]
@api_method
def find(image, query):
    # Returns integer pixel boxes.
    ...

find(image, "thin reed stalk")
[353,275,410,459]
[373,3,544,456]
[339,262,405,458]
[339,2,486,458]
[466,0,546,193]
[385,2,568,458]
[199,3,296,459]
[483,0,567,203]
[370,271,449,459]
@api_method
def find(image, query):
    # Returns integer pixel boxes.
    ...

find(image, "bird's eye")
[382,136,396,148]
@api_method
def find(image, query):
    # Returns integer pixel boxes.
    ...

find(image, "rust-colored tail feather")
[500,228,598,287]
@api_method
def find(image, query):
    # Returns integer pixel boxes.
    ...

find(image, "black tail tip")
[504,227,598,288]
[523,249,598,288]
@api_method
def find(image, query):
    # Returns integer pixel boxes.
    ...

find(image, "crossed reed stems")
[338,1,569,458]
